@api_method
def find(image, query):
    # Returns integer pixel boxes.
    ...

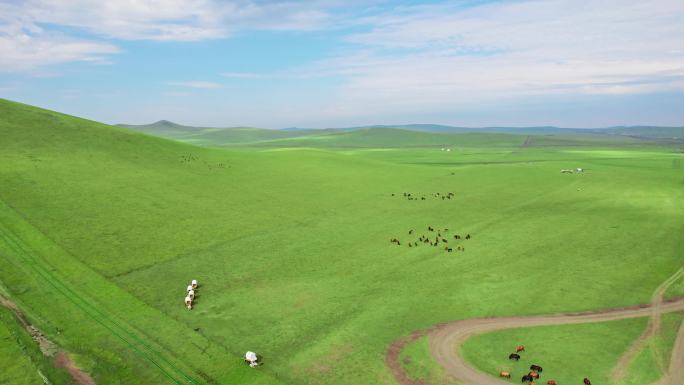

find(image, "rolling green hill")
[2,98,684,385]
[119,120,332,146]
[120,120,683,148]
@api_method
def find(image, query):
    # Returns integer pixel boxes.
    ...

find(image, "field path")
[656,318,684,385]
[388,297,684,385]
[611,267,684,382]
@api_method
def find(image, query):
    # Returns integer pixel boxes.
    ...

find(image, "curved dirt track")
[611,268,684,382]
[388,297,684,385]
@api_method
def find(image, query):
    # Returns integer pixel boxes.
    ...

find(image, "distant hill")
[597,126,684,139]
[118,121,328,145]
[119,120,684,147]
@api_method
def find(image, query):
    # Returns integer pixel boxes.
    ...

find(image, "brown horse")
[499,371,511,378]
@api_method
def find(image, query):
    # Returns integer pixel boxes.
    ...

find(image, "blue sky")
[1,0,683,128]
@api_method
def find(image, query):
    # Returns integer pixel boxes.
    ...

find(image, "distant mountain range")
[123,121,684,139]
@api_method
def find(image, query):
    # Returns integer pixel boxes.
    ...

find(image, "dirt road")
[388,297,684,385]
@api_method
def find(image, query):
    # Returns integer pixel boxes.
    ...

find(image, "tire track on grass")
[0,223,199,385]
[610,267,684,382]
[388,296,684,385]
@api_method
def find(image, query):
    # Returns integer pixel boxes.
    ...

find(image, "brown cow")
[546,381,557,385]
[516,345,525,352]
[499,371,511,378]
[583,378,592,385]
[529,371,540,379]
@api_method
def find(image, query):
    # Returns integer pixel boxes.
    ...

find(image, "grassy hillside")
[119,120,331,146]
[2,99,684,384]
[120,121,683,149]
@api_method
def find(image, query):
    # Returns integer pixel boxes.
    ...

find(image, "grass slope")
[1,98,684,384]
[119,120,330,146]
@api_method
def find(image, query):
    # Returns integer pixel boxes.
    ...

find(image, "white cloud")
[309,0,684,119]
[0,16,120,72]
[166,81,224,89]
[0,0,340,71]
[5,0,336,42]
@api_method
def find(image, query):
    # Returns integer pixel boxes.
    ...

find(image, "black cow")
[465,234,471,239]
[530,365,542,373]
[521,374,534,383]
[508,353,520,361]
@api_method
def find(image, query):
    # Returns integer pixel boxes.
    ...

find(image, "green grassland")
[461,315,683,385]
[0,306,56,385]
[1,98,684,384]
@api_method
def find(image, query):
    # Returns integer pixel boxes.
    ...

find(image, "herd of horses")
[392,192,456,201]
[502,345,592,385]
[390,226,470,253]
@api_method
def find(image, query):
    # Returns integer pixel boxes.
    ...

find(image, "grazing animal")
[428,227,434,231]
[509,353,520,361]
[583,378,591,385]
[454,235,461,239]
[408,244,412,247]
[442,238,447,243]
[530,365,542,373]
[409,230,413,234]
[521,374,534,382]
[546,381,557,385]
[528,371,540,379]
[465,234,471,239]
[447,248,452,252]
[516,345,525,352]
[499,371,511,378]
[414,242,418,246]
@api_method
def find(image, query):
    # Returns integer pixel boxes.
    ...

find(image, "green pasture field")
[461,314,682,385]
[1,98,683,384]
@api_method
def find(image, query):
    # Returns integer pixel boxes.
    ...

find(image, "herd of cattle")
[392,192,456,201]
[503,345,591,385]
[390,227,470,253]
